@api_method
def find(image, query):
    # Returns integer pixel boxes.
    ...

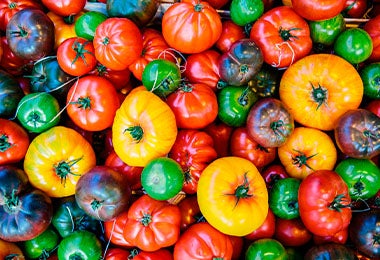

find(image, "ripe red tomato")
[202,120,234,158]
[291,0,346,21]
[366,100,380,117]
[342,0,368,18]
[274,218,312,247]
[364,14,380,62]
[41,0,86,16]
[245,208,276,241]
[215,20,245,53]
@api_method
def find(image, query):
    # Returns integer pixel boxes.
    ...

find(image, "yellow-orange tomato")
[0,238,25,259]
[279,54,363,131]
[278,127,337,179]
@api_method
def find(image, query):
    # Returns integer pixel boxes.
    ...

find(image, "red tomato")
[215,20,245,53]
[366,100,380,117]
[105,248,130,260]
[230,127,277,169]
[41,0,86,16]
[57,37,97,76]
[291,0,346,21]
[364,15,380,62]
[66,75,120,131]
[166,83,218,130]
[0,36,32,76]
[261,164,289,190]
[104,210,133,248]
[205,0,229,9]
[202,120,234,158]
[342,0,368,18]
[245,208,276,241]
[313,228,349,245]
[88,63,131,91]
[274,218,312,247]
[177,195,201,231]
[229,235,244,260]
[132,249,173,260]
[250,6,312,68]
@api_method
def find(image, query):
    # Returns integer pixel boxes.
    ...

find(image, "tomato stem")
[237,87,251,106]
[279,27,301,41]
[310,82,328,109]
[225,172,252,208]
[3,189,20,214]
[329,194,351,212]
[194,3,203,12]
[291,149,317,170]
[54,157,83,187]
[10,25,28,38]
[0,134,12,152]
[125,126,144,142]
[140,212,152,226]
[71,39,94,66]
[91,199,103,211]
[70,97,92,109]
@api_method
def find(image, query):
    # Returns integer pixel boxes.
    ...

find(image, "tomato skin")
[0,119,29,165]
[104,210,133,248]
[0,69,25,118]
[215,20,245,54]
[245,208,276,241]
[173,222,233,260]
[177,195,201,231]
[230,0,264,26]
[309,14,346,47]
[291,0,346,21]
[132,249,174,260]
[298,170,352,237]
[304,243,357,259]
[104,248,130,260]
[42,0,86,16]
[313,228,349,245]
[245,238,287,259]
[0,36,32,76]
[366,100,380,117]
[250,6,312,69]
[261,164,289,190]
[360,62,380,99]
[342,0,368,18]
[23,227,59,259]
[162,0,222,54]
[74,11,107,41]
[364,15,380,62]
[202,120,234,158]
[274,218,312,247]
[0,238,25,259]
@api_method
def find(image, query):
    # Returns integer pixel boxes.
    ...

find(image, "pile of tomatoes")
[0,0,380,259]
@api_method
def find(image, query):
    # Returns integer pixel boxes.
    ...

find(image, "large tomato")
[291,0,346,21]
[93,17,143,71]
[278,127,337,179]
[169,129,217,194]
[250,6,312,69]
[104,210,132,248]
[197,156,268,236]
[298,170,352,237]
[112,87,178,167]
[162,0,222,54]
[23,126,96,198]
[122,194,181,252]
[364,14,380,62]
[41,0,86,16]
[279,54,363,131]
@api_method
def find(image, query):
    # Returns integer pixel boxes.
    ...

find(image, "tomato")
[248,63,281,98]
[131,249,174,260]
[16,92,61,133]
[217,85,258,127]
[112,87,177,167]
[334,109,380,159]
[245,208,276,241]
[23,227,59,259]
[0,69,24,118]
[104,248,130,260]
[74,11,107,41]
[218,38,264,87]
[230,127,277,169]
[197,156,268,236]
[104,210,133,248]
[166,83,218,130]
[366,99,380,117]
[274,218,312,247]
[342,0,368,18]
[215,20,245,54]
[309,13,346,47]
[205,0,229,9]
[41,0,86,16]
[0,238,24,259]
[5,8,55,61]
[89,62,132,91]
[0,166,53,242]
[0,119,29,165]
[278,127,337,179]
[57,37,97,77]
[250,6,312,69]
[279,54,363,131]
[360,62,380,99]
[122,194,181,252]
[0,36,32,76]
[142,59,181,98]
[141,157,184,201]
[298,170,352,237]
[364,15,380,62]
[313,228,349,245]
[183,49,221,92]
[169,129,217,194]
[246,97,294,148]
[230,0,263,26]
[202,120,234,158]
[93,17,143,71]
[173,222,233,260]
[334,28,373,64]
[162,0,222,54]
[261,164,289,190]
[245,238,287,260]
[23,126,96,198]
[269,177,301,219]
[304,243,357,259]
[177,195,201,231]
[291,0,346,21]
[57,230,102,260]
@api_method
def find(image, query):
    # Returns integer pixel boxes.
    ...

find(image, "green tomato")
[245,238,288,260]
[74,11,107,41]
[16,92,60,133]
[217,85,258,127]
[141,157,184,201]
[309,13,345,46]
[57,230,102,260]
[335,158,380,200]
[23,227,60,259]
[360,62,380,99]
[230,0,264,26]
[142,59,181,98]
[269,177,301,219]
[334,28,373,64]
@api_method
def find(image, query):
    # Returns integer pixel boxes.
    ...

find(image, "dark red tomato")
[313,228,349,245]
[364,15,380,62]
[131,249,173,260]
[366,100,380,118]
[0,36,32,76]
[41,0,86,16]
[230,127,277,169]
[177,195,201,232]
[89,63,131,90]
[229,235,244,260]
[274,217,312,247]
[261,164,289,190]
[104,248,130,260]
[342,0,368,18]
[202,120,234,158]
[215,20,245,54]
[205,0,229,9]
[245,208,276,240]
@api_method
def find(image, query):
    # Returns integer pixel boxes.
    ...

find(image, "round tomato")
[364,14,380,62]
[89,62,132,91]
[366,99,380,117]
[177,195,201,231]
[245,208,276,241]
[342,0,368,18]
[215,20,245,53]
[0,69,24,118]
[291,0,346,21]
[309,13,346,47]
[23,227,59,259]
[202,120,234,158]
[197,156,268,236]
[104,248,130,260]
[360,62,380,99]
[274,218,312,247]
[41,0,86,16]
[230,0,263,26]
[261,164,289,190]
[245,238,287,260]
[74,11,107,41]
[304,243,357,259]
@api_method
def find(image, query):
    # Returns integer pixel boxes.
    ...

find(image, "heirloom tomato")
[298,170,352,237]
[122,194,181,252]
[162,0,222,54]
[313,228,349,245]
[245,238,287,260]
[342,0,368,18]
[23,227,59,259]
[177,195,201,231]
[360,62,380,99]
[248,63,281,98]
[0,36,32,76]
[308,14,346,47]
[105,248,130,260]
[334,109,380,159]
[230,0,263,26]
[364,14,380,62]
[278,127,337,179]
[89,62,131,91]
[112,87,177,167]
[166,83,218,130]
[279,54,363,131]
[6,8,55,61]
[304,243,357,259]
[246,97,294,148]
[173,222,233,260]
[230,127,277,169]
[169,129,217,194]
[0,238,24,259]
[74,11,107,41]
[274,218,312,247]
[104,210,132,248]
[250,6,312,69]
[42,0,86,16]
[245,208,276,241]
[366,99,380,117]
[23,126,96,198]
[215,20,245,54]
[261,164,289,190]
[93,17,143,71]
[197,156,268,236]
[202,120,234,158]
[0,119,29,165]
[291,0,346,21]
[0,69,24,118]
